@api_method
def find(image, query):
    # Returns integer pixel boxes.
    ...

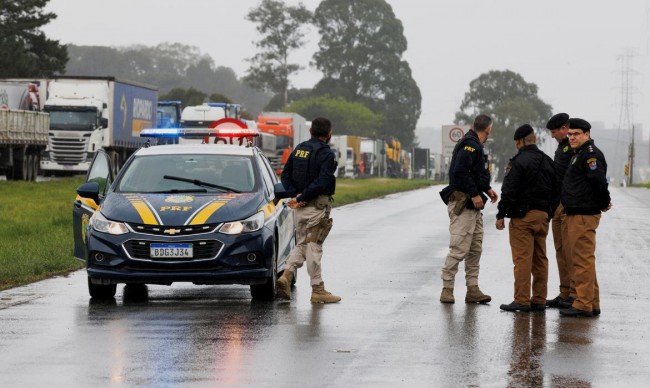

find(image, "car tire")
[88,277,117,299]
[250,239,278,301]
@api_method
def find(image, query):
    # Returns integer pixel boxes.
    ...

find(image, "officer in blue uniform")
[277,117,341,303]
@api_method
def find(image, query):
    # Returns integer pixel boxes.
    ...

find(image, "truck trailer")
[0,80,49,180]
[40,76,157,175]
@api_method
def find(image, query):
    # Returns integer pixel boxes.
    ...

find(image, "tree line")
[1,0,553,164]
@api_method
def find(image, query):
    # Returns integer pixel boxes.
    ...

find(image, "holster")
[450,191,469,216]
[305,216,333,245]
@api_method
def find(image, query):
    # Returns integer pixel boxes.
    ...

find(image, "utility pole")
[615,49,636,186]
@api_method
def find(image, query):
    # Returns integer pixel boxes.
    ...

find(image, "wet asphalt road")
[1,185,650,387]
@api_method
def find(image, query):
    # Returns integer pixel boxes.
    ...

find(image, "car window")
[87,151,111,196]
[255,153,275,197]
[117,154,255,193]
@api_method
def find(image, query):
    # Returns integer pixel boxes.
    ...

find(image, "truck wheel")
[88,277,117,299]
[23,154,33,181]
[32,154,40,181]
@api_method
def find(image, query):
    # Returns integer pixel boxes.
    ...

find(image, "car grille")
[123,240,223,261]
[128,223,219,236]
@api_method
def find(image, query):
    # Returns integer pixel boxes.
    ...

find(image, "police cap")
[546,113,569,129]
[514,124,534,140]
[569,118,591,132]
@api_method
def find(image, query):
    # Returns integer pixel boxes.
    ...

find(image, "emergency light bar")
[140,127,259,138]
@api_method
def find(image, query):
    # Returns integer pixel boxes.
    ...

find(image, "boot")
[440,288,455,304]
[310,282,341,303]
[465,285,491,304]
[276,269,294,300]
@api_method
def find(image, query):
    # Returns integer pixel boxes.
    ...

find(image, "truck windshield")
[157,105,179,128]
[48,110,97,130]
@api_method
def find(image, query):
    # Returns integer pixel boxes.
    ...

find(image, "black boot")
[500,301,531,312]
[560,307,593,317]
[545,295,562,308]
[558,296,575,309]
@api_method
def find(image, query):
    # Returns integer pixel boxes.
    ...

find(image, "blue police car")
[72,126,295,300]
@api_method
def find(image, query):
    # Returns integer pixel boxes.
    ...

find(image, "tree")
[244,0,312,108]
[312,0,421,146]
[455,70,553,181]
[0,0,68,77]
[286,95,383,137]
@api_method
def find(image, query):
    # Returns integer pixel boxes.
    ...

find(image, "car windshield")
[117,153,256,193]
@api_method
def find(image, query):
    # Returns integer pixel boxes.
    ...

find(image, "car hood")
[100,192,265,226]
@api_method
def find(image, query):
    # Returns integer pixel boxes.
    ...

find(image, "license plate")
[150,243,193,258]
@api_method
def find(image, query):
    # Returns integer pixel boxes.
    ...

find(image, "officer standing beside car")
[560,118,612,317]
[277,117,341,303]
[495,124,557,312]
[545,113,577,310]
[438,114,498,304]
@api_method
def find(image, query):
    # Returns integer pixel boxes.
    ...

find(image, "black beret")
[569,118,591,132]
[514,124,534,140]
[546,113,569,129]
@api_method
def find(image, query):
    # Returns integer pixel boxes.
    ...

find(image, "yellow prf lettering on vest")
[295,149,310,158]
[463,146,475,152]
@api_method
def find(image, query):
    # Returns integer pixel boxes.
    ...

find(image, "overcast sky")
[43,0,650,140]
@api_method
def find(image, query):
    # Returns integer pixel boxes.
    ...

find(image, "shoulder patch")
[563,145,570,153]
[463,145,476,152]
[586,157,597,170]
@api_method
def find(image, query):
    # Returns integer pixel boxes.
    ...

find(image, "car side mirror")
[273,182,290,201]
[77,181,101,205]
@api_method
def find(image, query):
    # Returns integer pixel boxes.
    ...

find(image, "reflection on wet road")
[1,186,650,386]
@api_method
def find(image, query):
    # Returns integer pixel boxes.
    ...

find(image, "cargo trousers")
[551,203,574,300]
[285,195,332,286]
[564,214,601,312]
[508,210,550,305]
[441,199,483,288]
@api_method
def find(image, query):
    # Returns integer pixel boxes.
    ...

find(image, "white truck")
[41,76,157,175]
[179,103,242,144]
[0,80,49,180]
[329,135,355,178]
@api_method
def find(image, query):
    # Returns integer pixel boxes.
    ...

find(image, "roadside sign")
[442,125,470,159]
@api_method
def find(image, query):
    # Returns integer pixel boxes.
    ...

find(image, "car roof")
[134,144,257,157]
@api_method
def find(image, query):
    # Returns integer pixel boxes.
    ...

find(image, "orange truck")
[256,112,308,174]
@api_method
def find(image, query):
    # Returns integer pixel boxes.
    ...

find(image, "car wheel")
[250,240,278,301]
[88,277,117,299]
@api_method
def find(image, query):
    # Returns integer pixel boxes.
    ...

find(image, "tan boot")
[465,285,491,304]
[310,282,341,303]
[440,287,455,303]
[276,268,294,300]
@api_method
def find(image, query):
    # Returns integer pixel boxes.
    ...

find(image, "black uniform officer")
[496,124,557,312]
[560,118,611,317]
[545,113,576,308]
[277,117,341,303]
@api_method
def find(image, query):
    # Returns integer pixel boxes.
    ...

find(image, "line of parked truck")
[1,76,437,181]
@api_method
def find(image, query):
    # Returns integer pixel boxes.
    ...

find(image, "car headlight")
[91,212,129,235]
[219,211,264,235]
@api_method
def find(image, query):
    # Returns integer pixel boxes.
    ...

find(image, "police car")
[72,123,295,300]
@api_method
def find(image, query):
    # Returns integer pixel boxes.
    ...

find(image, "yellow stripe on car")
[124,194,159,225]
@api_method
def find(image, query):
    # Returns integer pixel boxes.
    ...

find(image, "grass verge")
[0,177,436,291]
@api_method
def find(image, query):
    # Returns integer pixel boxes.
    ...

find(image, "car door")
[257,152,294,256]
[72,150,114,261]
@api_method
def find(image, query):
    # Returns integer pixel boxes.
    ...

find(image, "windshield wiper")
[148,188,208,194]
[163,175,241,193]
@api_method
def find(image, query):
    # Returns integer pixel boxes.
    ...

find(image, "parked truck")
[328,134,362,178]
[256,112,308,174]
[0,80,49,180]
[40,76,157,175]
[157,100,182,129]
[179,102,242,144]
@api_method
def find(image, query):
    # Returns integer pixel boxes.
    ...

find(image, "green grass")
[0,176,436,291]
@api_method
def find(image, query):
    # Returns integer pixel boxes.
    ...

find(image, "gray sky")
[43,0,650,139]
